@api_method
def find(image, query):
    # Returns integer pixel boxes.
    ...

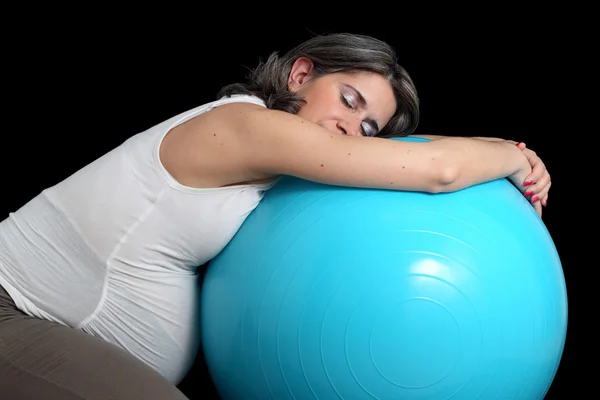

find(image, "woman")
[0,33,550,399]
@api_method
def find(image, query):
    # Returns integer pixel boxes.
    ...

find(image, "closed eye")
[340,92,377,137]
[340,92,354,109]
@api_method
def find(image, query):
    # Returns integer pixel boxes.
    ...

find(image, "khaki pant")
[0,284,189,399]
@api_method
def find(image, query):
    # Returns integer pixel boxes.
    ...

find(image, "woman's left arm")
[408,134,507,142]
[408,135,551,214]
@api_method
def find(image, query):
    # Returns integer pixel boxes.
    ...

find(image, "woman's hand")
[515,142,551,217]
[473,136,551,217]
[415,135,551,217]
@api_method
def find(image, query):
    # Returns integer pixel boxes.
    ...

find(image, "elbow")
[428,163,459,193]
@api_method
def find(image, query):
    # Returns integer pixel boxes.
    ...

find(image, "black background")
[2,9,580,400]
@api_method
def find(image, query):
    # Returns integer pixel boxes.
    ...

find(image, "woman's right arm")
[208,103,532,194]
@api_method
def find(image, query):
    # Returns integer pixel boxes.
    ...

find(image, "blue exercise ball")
[201,137,567,400]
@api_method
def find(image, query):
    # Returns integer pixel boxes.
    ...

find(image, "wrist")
[502,141,529,174]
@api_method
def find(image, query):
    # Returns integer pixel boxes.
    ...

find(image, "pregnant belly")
[79,270,202,384]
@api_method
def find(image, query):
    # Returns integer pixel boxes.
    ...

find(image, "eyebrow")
[344,84,380,133]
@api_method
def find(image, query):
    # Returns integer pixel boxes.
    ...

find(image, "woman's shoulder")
[209,94,267,111]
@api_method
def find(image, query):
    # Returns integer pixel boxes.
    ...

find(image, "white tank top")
[0,94,277,384]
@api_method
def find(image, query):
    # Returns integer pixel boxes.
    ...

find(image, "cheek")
[296,97,325,121]
[296,89,344,122]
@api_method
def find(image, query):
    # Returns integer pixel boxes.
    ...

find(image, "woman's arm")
[407,134,448,141]
[409,134,507,142]
[409,134,551,212]
[210,103,531,194]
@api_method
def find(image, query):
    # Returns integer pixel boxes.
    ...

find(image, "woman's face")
[289,57,397,137]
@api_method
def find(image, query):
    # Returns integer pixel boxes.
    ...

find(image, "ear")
[288,57,314,91]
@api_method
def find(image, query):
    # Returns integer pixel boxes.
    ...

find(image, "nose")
[336,118,361,137]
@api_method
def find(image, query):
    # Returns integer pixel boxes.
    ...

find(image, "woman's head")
[218,33,419,137]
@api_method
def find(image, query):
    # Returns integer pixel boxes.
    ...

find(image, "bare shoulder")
[188,101,270,132]
[158,101,277,189]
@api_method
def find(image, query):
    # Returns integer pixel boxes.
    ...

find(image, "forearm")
[430,137,528,192]
[408,134,507,142]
